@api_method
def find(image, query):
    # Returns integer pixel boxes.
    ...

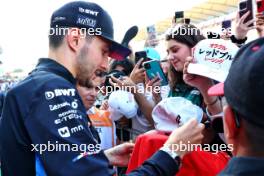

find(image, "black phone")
[135,51,150,68]
[175,11,184,22]
[239,0,256,27]
[222,20,231,29]
[184,18,191,24]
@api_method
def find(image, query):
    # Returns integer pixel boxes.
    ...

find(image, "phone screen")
[146,25,157,47]
[147,25,156,34]
[175,11,184,22]
[175,11,184,18]
[239,1,247,10]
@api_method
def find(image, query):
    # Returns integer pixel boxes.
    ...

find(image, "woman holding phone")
[149,24,221,117]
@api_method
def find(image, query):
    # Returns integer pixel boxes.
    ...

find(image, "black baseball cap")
[50,1,131,60]
[208,37,264,127]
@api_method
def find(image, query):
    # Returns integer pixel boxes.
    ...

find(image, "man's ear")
[66,28,83,52]
[223,105,239,140]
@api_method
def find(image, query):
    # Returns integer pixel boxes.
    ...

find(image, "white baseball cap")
[108,90,138,121]
[188,39,239,82]
[152,97,203,132]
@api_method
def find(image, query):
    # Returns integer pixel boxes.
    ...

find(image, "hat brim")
[102,36,131,60]
[187,63,228,82]
[208,82,224,96]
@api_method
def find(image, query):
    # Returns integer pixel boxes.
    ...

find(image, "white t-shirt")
[160,85,170,99]
[131,84,155,139]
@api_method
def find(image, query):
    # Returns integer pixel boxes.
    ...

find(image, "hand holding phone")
[239,0,256,27]
[143,60,168,86]
[135,51,150,68]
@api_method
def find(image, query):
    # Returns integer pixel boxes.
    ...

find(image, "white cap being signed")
[188,39,239,82]
[108,90,138,121]
[152,97,203,132]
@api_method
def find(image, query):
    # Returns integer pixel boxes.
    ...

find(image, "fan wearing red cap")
[208,38,264,176]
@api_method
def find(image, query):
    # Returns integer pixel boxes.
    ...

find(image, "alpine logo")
[45,89,76,100]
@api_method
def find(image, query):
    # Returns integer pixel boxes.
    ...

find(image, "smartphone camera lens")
[144,63,151,69]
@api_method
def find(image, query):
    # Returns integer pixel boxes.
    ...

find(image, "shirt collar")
[34,58,76,85]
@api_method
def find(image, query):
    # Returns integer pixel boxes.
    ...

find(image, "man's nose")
[100,57,109,71]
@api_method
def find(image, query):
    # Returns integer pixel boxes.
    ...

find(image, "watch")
[160,145,181,165]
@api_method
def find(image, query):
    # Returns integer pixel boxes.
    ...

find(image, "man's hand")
[164,119,205,158]
[104,143,135,167]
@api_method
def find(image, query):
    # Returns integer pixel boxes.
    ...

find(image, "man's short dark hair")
[48,28,65,49]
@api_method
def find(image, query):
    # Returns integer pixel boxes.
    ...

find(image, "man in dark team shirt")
[0,1,205,176]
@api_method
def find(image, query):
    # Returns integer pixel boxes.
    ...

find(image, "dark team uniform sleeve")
[127,150,179,176]
[24,82,114,176]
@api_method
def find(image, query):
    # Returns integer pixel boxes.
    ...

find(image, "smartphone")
[135,51,150,68]
[257,0,264,13]
[143,60,168,86]
[222,20,231,29]
[184,18,191,24]
[239,0,256,27]
[146,25,157,47]
[175,11,184,22]
[147,25,156,34]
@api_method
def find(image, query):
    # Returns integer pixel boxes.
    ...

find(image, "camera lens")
[144,63,151,69]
